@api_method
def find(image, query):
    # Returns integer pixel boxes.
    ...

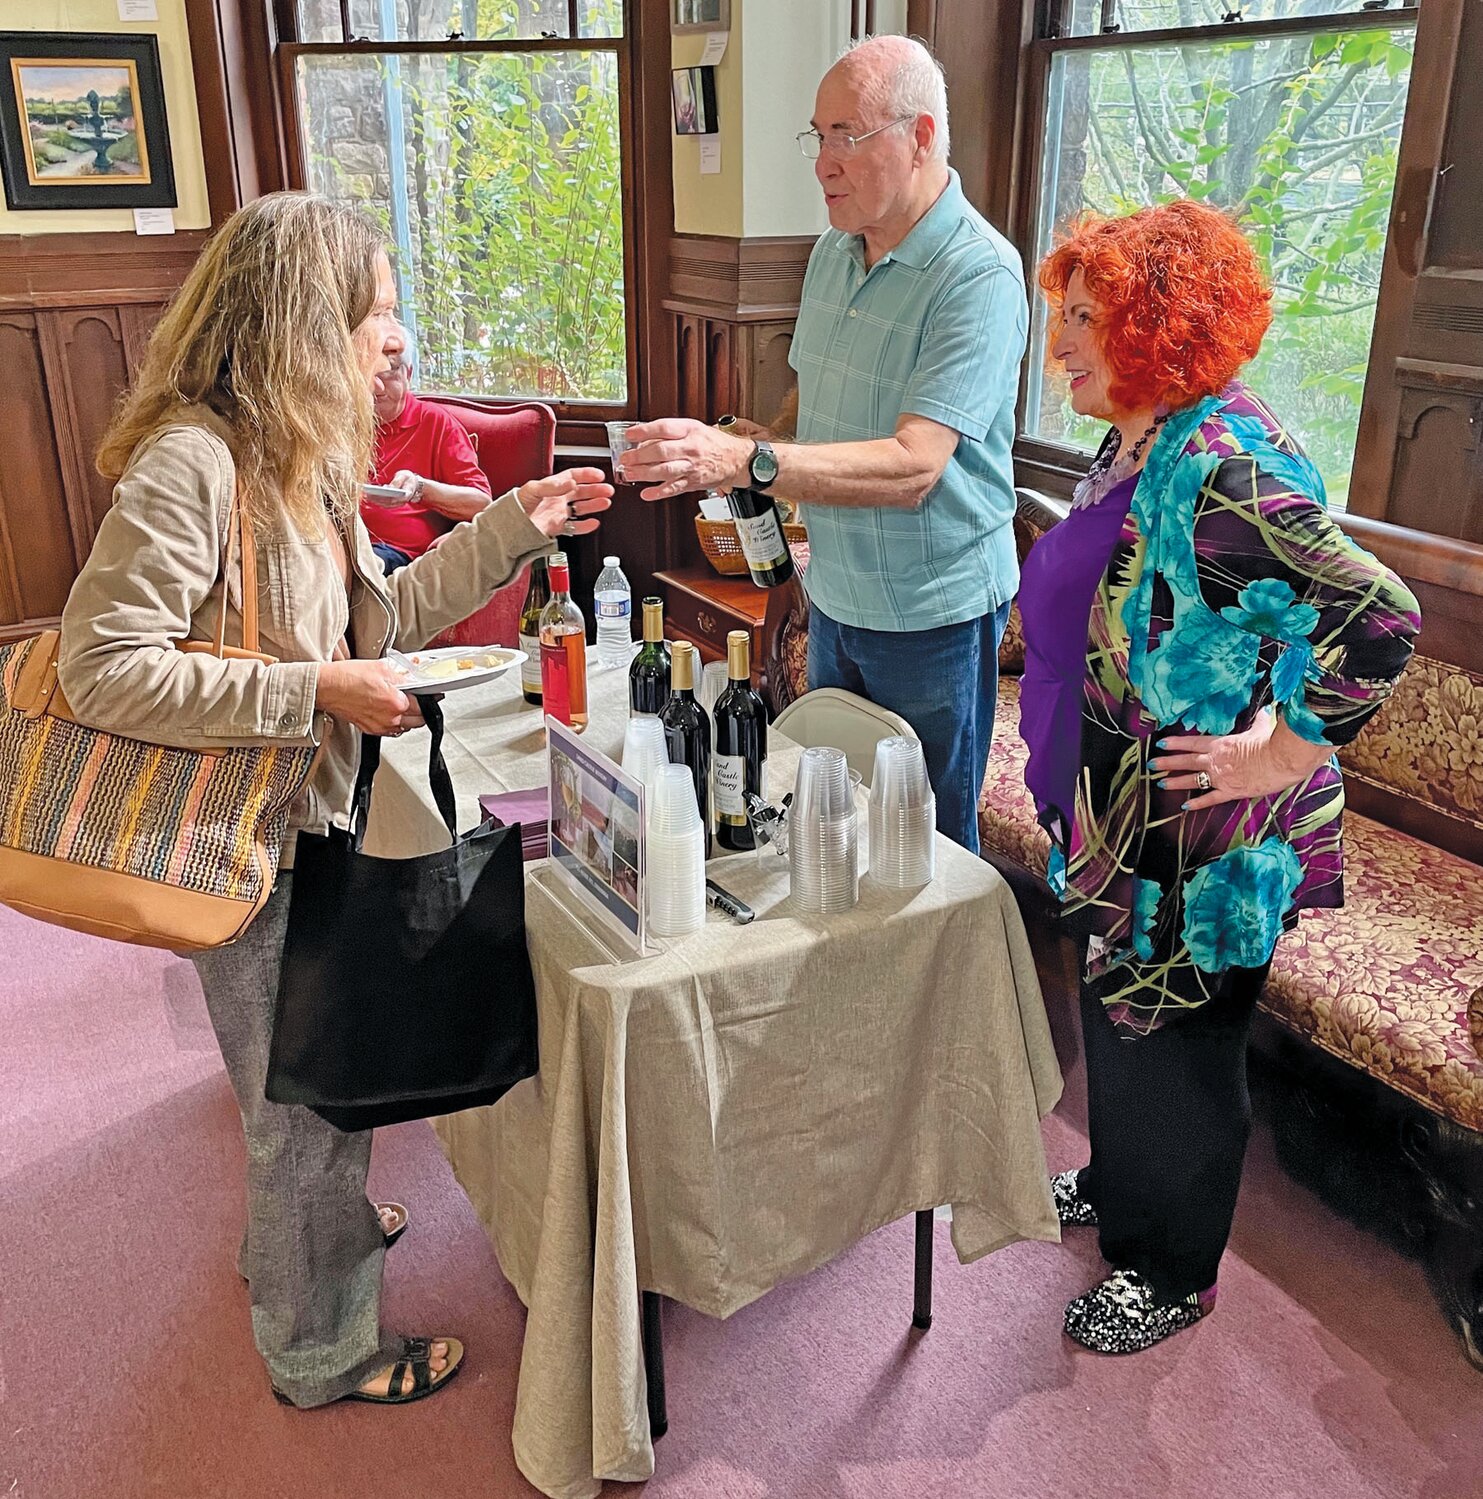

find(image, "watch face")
[753,445,779,485]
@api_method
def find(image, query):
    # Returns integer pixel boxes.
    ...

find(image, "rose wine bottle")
[539,552,588,732]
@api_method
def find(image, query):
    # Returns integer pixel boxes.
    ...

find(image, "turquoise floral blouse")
[1054,383,1421,1035]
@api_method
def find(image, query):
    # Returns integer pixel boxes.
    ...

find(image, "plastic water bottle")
[594,555,633,669]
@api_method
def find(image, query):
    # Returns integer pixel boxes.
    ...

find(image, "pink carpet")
[3,904,1481,1499]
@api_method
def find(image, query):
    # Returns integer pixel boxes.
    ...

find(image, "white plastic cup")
[622,715,669,806]
[649,763,703,837]
[647,770,706,936]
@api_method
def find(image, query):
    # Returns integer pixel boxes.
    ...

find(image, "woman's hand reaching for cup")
[1149,708,1335,810]
[517,468,614,539]
[315,659,425,737]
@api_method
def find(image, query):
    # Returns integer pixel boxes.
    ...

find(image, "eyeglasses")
[795,115,915,160]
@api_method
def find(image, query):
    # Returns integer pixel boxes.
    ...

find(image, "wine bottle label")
[714,754,748,824]
[733,509,788,570]
[519,633,541,691]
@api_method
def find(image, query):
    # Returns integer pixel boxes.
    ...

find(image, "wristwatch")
[748,439,779,491]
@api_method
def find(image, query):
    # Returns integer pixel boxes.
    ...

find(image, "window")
[1023,0,1419,507]
[283,1,630,407]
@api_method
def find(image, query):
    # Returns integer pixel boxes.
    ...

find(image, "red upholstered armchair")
[422,396,557,649]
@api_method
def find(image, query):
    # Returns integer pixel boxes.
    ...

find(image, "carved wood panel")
[120,302,169,381]
[0,313,79,634]
[1351,0,1483,536]
[1388,363,1483,541]
[39,307,131,551]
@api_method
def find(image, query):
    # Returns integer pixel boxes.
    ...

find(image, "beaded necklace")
[1070,413,1168,512]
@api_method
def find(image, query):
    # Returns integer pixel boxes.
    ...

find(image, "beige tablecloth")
[368,660,1063,1499]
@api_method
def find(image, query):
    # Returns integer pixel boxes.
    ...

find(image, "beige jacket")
[58,411,551,844]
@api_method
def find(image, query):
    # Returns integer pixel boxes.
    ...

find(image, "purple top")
[1016,472,1138,835]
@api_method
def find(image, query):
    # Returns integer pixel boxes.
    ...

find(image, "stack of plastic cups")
[622,714,669,816]
[868,736,936,889]
[789,746,859,914]
[647,764,706,937]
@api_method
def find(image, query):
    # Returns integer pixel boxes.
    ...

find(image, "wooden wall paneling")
[37,308,131,556]
[0,232,209,311]
[1386,360,1483,541]
[917,0,1027,231]
[119,303,169,381]
[661,234,814,574]
[675,312,705,419]
[0,313,79,636]
[1351,0,1483,539]
[704,319,733,422]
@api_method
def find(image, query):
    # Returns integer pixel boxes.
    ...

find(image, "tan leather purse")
[0,499,320,950]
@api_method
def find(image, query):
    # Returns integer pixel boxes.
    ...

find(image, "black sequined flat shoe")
[1050,1168,1099,1227]
[1063,1269,1215,1354]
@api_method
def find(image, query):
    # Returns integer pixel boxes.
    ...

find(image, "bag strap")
[211,487,261,659]
[347,694,459,851]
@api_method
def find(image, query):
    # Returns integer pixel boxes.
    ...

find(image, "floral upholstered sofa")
[977,491,1483,1370]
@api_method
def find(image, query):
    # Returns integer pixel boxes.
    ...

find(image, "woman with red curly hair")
[1019,200,1420,1353]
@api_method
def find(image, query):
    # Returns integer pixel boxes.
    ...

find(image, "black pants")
[1077,959,1271,1301]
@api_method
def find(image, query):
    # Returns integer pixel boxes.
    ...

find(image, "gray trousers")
[191,876,399,1405]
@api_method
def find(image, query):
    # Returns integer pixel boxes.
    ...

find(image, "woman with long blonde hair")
[62,192,611,1406]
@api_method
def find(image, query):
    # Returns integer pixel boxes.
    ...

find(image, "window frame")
[274,5,646,436]
[1007,0,1423,498]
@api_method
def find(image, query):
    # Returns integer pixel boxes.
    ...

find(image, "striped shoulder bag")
[0,496,320,951]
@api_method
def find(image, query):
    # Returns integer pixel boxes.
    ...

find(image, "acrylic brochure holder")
[540,716,653,962]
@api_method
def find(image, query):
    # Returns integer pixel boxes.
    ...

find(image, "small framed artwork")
[671,66,718,136]
[0,31,176,211]
[671,0,730,34]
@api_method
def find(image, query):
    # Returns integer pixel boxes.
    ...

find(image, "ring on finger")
[1195,769,1212,792]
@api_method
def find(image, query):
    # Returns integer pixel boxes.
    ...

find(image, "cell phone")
[361,482,409,505]
[705,878,755,924]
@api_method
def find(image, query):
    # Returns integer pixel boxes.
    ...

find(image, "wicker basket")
[696,515,808,577]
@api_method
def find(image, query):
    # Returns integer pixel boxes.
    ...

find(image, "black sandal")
[272,1335,465,1407]
[346,1335,464,1405]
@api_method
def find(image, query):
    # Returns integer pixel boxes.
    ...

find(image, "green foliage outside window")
[301,17,627,401]
[1033,24,1415,505]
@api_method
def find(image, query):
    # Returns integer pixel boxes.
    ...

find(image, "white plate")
[362,483,411,507]
[386,645,527,695]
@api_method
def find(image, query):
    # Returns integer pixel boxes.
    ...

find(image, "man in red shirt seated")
[365,337,493,572]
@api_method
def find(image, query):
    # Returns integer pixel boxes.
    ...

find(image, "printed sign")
[546,717,647,956]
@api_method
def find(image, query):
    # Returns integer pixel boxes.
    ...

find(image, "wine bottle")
[629,597,672,716]
[726,486,795,588]
[518,554,550,706]
[713,631,768,852]
[539,552,589,733]
[660,642,711,857]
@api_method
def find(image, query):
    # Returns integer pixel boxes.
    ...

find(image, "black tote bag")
[266,697,538,1131]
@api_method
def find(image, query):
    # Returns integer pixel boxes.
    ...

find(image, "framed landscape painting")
[0,32,176,210]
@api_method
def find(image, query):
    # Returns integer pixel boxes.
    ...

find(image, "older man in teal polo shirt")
[625,34,1027,852]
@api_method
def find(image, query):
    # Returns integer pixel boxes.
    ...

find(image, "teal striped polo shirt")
[789,170,1027,632]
